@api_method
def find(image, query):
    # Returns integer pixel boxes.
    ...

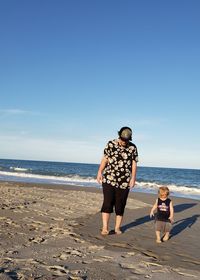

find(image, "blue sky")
[0,0,199,169]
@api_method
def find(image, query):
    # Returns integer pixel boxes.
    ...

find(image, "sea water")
[0,159,199,200]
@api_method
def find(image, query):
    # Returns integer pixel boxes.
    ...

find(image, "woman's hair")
[158,186,169,197]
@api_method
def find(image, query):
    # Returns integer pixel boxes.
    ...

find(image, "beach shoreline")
[0,181,199,279]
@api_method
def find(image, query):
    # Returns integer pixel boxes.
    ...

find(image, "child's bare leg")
[156,231,161,243]
[163,232,170,241]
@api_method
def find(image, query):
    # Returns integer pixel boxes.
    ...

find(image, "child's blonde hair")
[158,186,169,198]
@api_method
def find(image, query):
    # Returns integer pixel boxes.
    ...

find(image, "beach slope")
[0,182,199,280]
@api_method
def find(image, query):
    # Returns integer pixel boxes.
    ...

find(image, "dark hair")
[118,126,132,141]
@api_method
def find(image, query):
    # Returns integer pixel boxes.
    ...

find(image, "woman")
[97,126,138,235]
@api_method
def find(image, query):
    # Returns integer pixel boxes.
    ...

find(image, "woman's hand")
[129,161,137,189]
[97,171,103,184]
[129,177,135,189]
[96,156,108,184]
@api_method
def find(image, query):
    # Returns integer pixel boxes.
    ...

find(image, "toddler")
[150,186,174,243]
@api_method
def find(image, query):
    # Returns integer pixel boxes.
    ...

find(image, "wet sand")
[0,181,199,279]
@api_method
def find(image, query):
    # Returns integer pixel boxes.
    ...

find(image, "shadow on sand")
[171,214,200,237]
[121,215,151,232]
[174,203,197,213]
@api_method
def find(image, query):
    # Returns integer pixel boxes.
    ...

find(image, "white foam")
[0,171,199,199]
[10,167,29,172]
[136,181,200,197]
[0,171,97,184]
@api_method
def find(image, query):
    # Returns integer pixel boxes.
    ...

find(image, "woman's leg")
[115,215,123,234]
[101,184,114,234]
[114,188,129,233]
[101,212,110,234]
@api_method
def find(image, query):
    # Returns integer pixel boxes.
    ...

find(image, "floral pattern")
[102,139,138,189]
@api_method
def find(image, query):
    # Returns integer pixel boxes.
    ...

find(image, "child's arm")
[150,199,158,218]
[169,201,174,223]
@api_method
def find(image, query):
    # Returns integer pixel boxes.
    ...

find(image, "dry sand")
[0,181,199,280]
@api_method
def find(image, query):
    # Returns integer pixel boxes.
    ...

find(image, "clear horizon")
[0,157,199,171]
[0,1,200,169]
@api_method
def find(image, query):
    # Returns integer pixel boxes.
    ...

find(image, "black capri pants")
[101,183,130,216]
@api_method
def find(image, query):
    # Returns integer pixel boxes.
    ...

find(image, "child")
[150,186,174,243]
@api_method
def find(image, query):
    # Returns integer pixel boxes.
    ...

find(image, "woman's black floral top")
[102,139,138,189]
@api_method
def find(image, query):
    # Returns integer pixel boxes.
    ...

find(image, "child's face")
[159,191,168,199]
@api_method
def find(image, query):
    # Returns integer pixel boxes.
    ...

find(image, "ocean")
[0,158,199,200]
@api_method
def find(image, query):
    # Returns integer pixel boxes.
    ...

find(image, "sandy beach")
[0,181,199,280]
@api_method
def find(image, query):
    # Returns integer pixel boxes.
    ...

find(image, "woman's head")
[118,127,132,141]
[158,186,170,198]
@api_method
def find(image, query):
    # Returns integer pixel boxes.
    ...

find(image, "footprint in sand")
[28,236,46,244]
[54,248,85,260]
[47,265,69,276]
